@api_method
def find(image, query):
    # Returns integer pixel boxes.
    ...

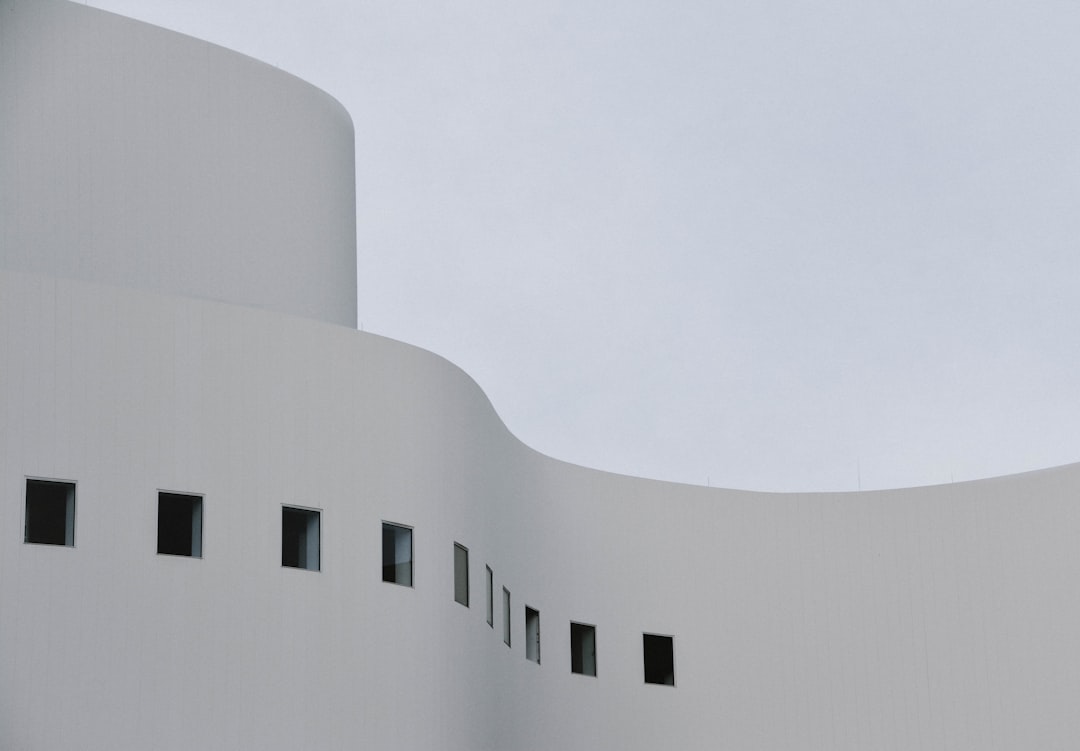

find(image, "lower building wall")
[2,269,1079,750]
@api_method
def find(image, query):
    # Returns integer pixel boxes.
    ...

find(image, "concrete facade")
[2,2,1079,749]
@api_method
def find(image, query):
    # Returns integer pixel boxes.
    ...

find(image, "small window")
[24,479,75,546]
[382,522,412,586]
[502,588,512,647]
[157,492,203,557]
[525,607,541,664]
[570,622,597,676]
[643,633,675,686]
[485,566,494,627]
[282,506,320,571]
[454,543,469,606]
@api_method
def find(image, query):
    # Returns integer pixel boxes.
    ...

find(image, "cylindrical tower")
[0,0,357,327]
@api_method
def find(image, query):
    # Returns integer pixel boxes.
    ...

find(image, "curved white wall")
[3,3,1080,750]
[0,0,357,327]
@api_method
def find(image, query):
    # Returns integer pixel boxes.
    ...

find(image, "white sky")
[88,0,1080,491]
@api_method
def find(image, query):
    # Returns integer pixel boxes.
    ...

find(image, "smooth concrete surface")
[4,268,1080,750]
[0,0,357,327]
[3,2,1080,749]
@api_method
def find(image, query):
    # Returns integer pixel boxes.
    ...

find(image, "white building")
[2,1,1079,748]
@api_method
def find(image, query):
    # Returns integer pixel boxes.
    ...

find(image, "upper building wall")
[0,0,358,327]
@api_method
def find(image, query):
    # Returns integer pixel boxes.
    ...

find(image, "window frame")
[156,490,204,558]
[502,587,512,647]
[642,632,676,686]
[381,521,414,587]
[485,566,494,627]
[453,542,469,607]
[24,477,76,547]
[570,621,597,677]
[525,606,541,664]
[281,504,321,572]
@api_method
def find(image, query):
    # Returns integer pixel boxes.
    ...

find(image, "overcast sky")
[88,0,1080,492]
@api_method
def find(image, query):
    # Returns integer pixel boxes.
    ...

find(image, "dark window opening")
[157,492,202,557]
[525,606,541,664]
[485,566,494,627]
[643,633,675,686]
[503,588,512,646]
[454,543,469,606]
[25,479,75,546]
[571,622,597,676]
[282,506,320,571]
[382,522,412,586]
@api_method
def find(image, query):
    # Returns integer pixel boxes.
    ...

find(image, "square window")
[24,479,75,546]
[485,566,494,627]
[157,492,202,557]
[643,633,675,686]
[382,522,412,586]
[282,506,320,571]
[502,588,512,647]
[454,542,469,606]
[570,622,597,677]
[525,606,541,664]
